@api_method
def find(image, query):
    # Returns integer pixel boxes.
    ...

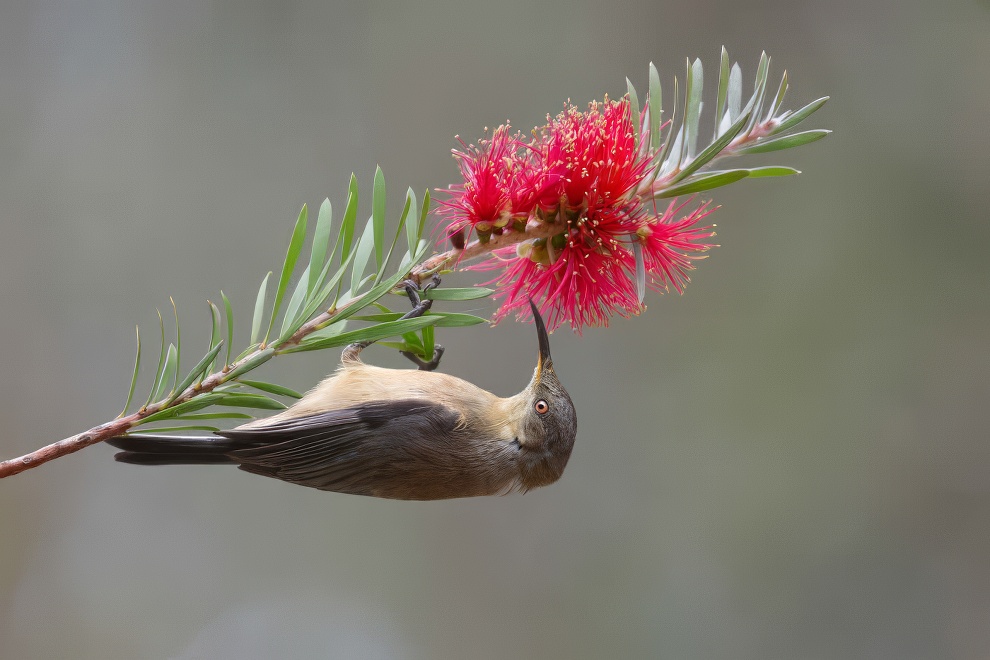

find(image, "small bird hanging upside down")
[108,285,577,500]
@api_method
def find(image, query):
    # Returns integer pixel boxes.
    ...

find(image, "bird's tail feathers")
[107,434,240,466]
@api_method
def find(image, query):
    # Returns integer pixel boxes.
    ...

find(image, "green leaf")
[208,301,222,374]
[727,63,742,121]
[715,47,730,139]
[418,190,430,247]
[421,287,495,301]
[309,198,333,297]
[353,311,488,328]
[648,62,662,151]
[129,425,221,434]
[169,342,224,404]
[251,272,271,346]
[170,297,181,389]
[216,393,288,411]
[237,379,304,399]
[280,264,311,338]
[626,77,641,150]
[684,57,703,158]
[350,218,376,294]
[654,170,750,198]
[768,70,789,121]
[266,204,308,344]
[656,76,678,176]
[136,393,226,425]
[372,167,386,271]
[732,130,830,155]
[402,187,419,263]
[401,331,424,354]
[746,52,771,134]
[774,96,830,134]
[152,343,178,402]
[421,324,435,362]
[376,191,411,285]
[145,309,167,408]
[339,174,360,264]
[221,346,276,381]
[221,291,234,368]
[285,315,442,353]
[120,325,141,417]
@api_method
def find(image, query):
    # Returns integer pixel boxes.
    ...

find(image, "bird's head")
[514,301,577,490]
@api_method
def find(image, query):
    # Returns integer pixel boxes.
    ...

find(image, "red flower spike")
[437,96,722,331]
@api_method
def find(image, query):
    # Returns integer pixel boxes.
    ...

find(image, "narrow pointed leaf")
[403,187,419,259]
[145,309,167,407]
[745,53,771,134]
[372,167,386,270]
[251,272,271,346]
[120,325,141,417]
[216,393,288,411]
[339,174,360,263]
[208,301,222,374]
[421,324,435,361]
[350,218,376,294]
[136,394,226,425]
[152,343,178,402]
[733,130,830,155]
[266,204,308,343]
[237,379,304,399]
[376,192,411,284]
[296,247,357,326]
[280,264,311,337]
[221,290,234,367]
[222,346,276,381]
[715,47,730,138]
[308,198,333,296]
[626,77,641,149]
[654,170,750,198]
[775,96,830,134]
[768,70,789,121]
[417,190,430,246]
[648,62,662,151]
[169,342,224,403]
[401,331,424,354]
[684,58,704,158]
[656,77,678,176]
[353,311,488,327]
[285,316,442,353]
[171,297,181,387]
[421,287,495,301]
[727,63,742,121]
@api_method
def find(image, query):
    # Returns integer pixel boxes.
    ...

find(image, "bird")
[108,288,577,500]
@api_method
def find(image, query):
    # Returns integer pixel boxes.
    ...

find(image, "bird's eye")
[534,399,549,415]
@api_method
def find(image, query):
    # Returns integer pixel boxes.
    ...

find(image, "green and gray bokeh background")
[2,1,988,658]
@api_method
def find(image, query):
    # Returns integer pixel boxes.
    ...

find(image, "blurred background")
[1,0,988,658]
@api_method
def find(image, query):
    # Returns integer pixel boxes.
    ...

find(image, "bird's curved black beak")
[530,300,553,374]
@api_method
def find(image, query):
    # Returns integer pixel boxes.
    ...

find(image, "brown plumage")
[108,302,577,500]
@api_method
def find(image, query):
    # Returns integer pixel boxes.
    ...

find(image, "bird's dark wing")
[219,398,470,499]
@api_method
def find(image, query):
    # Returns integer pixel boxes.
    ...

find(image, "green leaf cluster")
[626,48,830,199]
[120,169,488,431]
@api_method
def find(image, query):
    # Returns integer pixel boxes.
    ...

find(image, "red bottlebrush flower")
[435,125,521,243]
[437,95,719,331]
